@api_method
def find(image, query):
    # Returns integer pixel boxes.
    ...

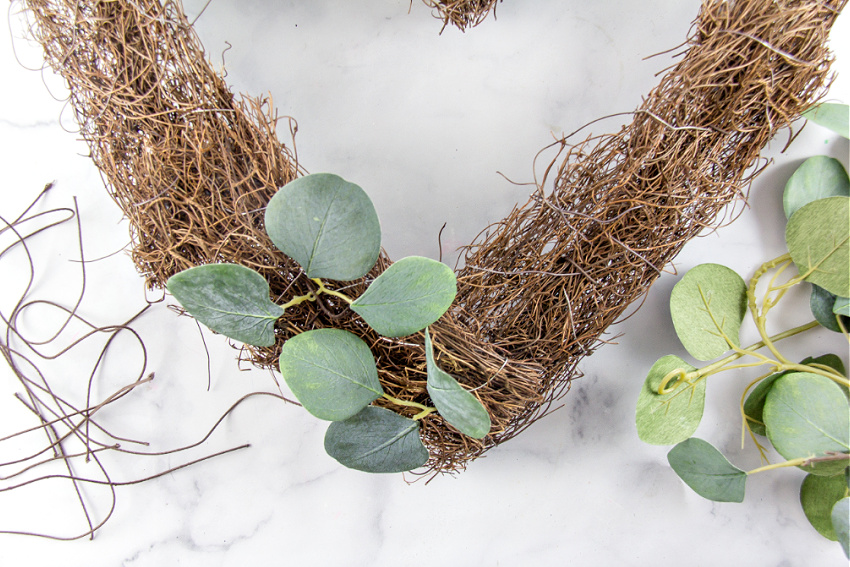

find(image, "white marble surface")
[1,1,848,565]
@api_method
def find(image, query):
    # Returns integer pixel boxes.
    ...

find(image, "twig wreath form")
[21,0,845,475]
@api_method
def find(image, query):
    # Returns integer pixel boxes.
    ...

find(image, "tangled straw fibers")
[21,0,845,475]
[422,0,500,32]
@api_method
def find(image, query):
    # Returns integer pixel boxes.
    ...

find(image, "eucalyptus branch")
[747,452,850,476]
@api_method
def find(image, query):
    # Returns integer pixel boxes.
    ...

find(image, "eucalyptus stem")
[747,253,796,364]
[312,278,355,304]
[747,452,850,475]
[279,291,318,311]
[657,320,821,395]
[381,393,436,420]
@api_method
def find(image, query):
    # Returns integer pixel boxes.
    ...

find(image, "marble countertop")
[1,1,848,565]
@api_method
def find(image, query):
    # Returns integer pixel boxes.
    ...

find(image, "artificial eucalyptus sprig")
[635,103,850,557]
[167,173,490,473]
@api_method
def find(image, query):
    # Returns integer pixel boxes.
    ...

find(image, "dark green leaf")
[424,329,490,439]
[783,156,850,218]
[670,264,747,361]
[744,354,847,436]
[279,329,382,421]
[264,173,381,281]
[351,257,457,337]
[786,196,850,298]
[324,406,429,473]
[800,473,848,541]
[811,285,847,333]
[636,355,704,445]
[667,438,746,503]
[802,103,850,139]
[166,264,283,347]
[833,498,850,558]
[764,372,850,476]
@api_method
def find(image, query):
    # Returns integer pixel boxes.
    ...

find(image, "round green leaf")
[166,264,284,347]
[351,256,457,337]
[800,473,848,541]
[783,156,850,219]
[264,173,381,281]
[324,406,429,473]
[832,498,850,558]
[811,285,848,333]
[424,329,491,439]
[764,372,850,476]
[786,196,850,298]
[802,103,850,139]
[667,438,747,503]
[670,264,747,361]
[279,329,383,421]
[834,296,850,318]
[744,354,847,436]
[636,355,704,445]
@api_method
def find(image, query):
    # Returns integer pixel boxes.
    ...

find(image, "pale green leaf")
[783,156,850,218]
[424,329,490,439]
[786,196,850,298]
[800,473,848,541]
[834,296,850,317]
[670,264,747,361]
[667,438,746,503]
[166,264,283,347]
[279,329,382,421]
[802,103,850,139]
[264,173,381,281]
[764,372,850,476]
[352,257,457,337]
[832,498,850,558]
[636,355,704,445]
[324,406,429,473]
[744,354,847,436]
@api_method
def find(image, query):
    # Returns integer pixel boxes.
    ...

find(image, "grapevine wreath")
[21,0,846,475]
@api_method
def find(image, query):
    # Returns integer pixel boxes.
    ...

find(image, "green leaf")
[811,285,848,333]
[670,264,747,361]
[744,354,847,436]
[786,196,850,298]
[833,498,850,558]
[636,355,705,445]
[264,173,381,281]
[667,438,747,503]
[424,329,491,439]
[279,329,383,421]
[800,473,848,541]
[834,296,850,318]
[764,372,850,476]
[324,406,429,473]
[351,257,457,337]
[783,156,850,218]
[166,264,283,347]
[802,103,850,139]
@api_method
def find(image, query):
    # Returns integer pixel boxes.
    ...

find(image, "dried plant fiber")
[21,0,845,475]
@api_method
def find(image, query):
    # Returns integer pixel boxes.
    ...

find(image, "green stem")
[312,278,355,305]
[381,393,436,420]
[747,253,796,365]
[747,452,850,475]
[280,291,318,311]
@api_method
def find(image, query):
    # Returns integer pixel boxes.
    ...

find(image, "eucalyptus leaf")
[744,354,847,436]
[800,473,847,541]
[811,285,848,333]
[351,257,457,337]
[783,156,850,218]
[636,355,704,445]
[166,264,283,347]
[670,263,747,361]
[264,173,381,281]
[833,498,850,558]
[802,103,850,139]
[324,406,429,473]
[667,438,746,503]
[279,329,382,421]
[764,372,850,476]
[834,296,850,318]
[786,196,850,298]
[424,329,491,439]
